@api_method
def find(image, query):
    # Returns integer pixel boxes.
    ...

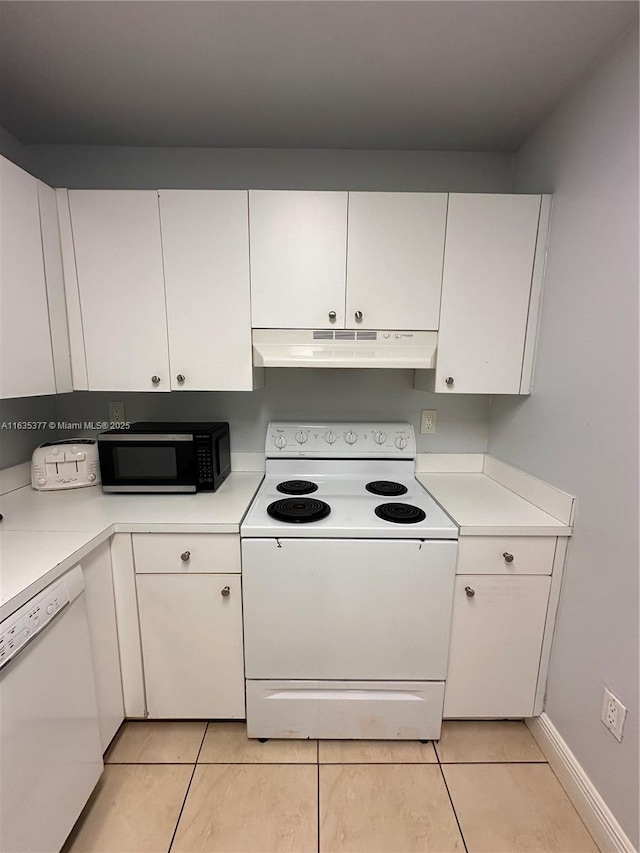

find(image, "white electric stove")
[241,422,459,741]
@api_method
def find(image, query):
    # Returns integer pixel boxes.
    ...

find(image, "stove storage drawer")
[455,536,556,575]
[242,538,457,681]
[246,680,445,740]
[132,533,241,574]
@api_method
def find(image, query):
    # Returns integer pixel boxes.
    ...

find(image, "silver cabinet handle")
[180,551,191,562]
[176,374,186,384]
[503,552,514,563]
[328,311,337,321]
[151,375,161,385]
[445,377,454,386]
[465,586,475,597]
[221,586,231,597]
[355,311,363,322]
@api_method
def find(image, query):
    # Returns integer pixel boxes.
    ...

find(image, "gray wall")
[54,372,491,454]
[0,396,60,469]
[0,125,35,174]
[24,145,513,192]
[488,28,639,845]
[0,142,512,466]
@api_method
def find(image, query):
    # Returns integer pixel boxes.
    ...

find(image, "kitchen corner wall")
[488,26,639,847]
[0,141,512,466]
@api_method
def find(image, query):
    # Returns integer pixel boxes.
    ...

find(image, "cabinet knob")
[503,552,514,563]
[464,586,476,598]
[445,377,454,386]
[221,585,231,597]
[328,311,337,321]
[354,311,363,322]
[176,374,186,384]
[151,375,161,385]
[180,551,191,562]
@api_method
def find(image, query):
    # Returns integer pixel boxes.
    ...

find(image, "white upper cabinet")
[346,193,447,330]
[68,190,170,392]
[249,190,447,332]
[0,156,56,398]
[431,193,546,394]
[37,182,73,394]
[159,191,256,391]
[249,190,348,329]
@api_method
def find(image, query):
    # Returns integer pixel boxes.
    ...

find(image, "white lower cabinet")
[444,574,551,718]
[136,573,245,719]
[81,541,125,751]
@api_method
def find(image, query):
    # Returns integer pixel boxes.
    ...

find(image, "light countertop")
[0,472,263,620]
[418,473,572,536]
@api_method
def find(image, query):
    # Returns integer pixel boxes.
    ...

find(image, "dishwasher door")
[0,566,103,853]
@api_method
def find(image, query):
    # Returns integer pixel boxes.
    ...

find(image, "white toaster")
[31,439,101,491]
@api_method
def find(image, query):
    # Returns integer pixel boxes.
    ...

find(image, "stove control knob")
[395,436,408,450]
[374,431,386,445]
[274,435,286,449]
[325,431,337,444]
[345,431,358,445]
[295,431,308,444]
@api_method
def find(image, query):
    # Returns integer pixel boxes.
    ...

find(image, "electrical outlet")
[601,688,627,742]
[420,410,437,434]
[108,401,126,424]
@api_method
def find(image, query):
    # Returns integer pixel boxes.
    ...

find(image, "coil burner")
[267,498,331,523]
[374,502,427,524]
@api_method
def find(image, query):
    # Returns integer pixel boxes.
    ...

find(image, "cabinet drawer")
[133,533,241,574]
[456,536,556,575]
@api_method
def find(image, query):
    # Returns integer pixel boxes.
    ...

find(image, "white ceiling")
[0,1,637,152]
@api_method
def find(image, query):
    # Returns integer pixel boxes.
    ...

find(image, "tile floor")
[62,720,600,853]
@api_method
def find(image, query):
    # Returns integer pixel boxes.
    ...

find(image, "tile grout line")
[435,741,470,853]
[317,739,321,853]
[166,722,209,853]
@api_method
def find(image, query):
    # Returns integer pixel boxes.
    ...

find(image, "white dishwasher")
[0,565,103,853]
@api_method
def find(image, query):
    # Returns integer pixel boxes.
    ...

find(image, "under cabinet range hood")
[252,329,437,369]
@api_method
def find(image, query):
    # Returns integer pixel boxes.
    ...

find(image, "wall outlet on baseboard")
[420,410,437,434]
[601,688,627,742]
[108,401,126,424]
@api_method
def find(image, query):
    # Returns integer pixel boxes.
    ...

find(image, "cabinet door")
[444,575,551,718]
[160,191,256,390]
[435,194,542,394]
[69,191,170,391]
[346,192,447,330]
[0,156,56,398]
[37,182,72,393]
[249,190,348,329]
[136,574,245,719]
[82,541,124,751]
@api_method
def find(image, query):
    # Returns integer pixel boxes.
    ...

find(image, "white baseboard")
[526,714,637,853]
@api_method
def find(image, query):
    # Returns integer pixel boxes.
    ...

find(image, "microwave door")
[100,435,197,492]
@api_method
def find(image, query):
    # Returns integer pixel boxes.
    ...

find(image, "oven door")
[242,538,457,680]
[98,434,197,492]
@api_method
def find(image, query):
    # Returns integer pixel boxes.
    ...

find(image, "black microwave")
[97,422,231,493]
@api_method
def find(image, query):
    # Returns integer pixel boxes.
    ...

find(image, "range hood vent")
[252,329,437,369]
